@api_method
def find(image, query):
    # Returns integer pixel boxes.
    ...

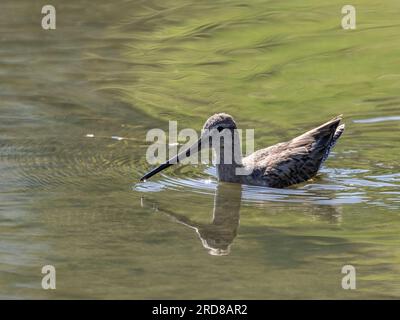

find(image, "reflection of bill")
[142,183,242,256]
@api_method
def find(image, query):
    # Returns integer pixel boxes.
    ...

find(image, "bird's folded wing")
[244,115,342,187]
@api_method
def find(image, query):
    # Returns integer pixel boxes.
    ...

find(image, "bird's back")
[242,115,344,188]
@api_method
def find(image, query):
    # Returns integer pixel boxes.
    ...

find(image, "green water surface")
[1,0,400,299]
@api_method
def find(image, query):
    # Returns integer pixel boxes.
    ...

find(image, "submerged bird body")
[140,113,345,188]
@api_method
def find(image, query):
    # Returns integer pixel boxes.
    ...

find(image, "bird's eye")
[217,126,224,132]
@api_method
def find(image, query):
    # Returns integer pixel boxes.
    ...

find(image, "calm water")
[1,0,400,299]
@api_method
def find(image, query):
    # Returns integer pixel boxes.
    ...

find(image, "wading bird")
[140,113,345,188]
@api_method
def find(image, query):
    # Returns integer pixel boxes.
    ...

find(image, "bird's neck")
[214,131,243,183]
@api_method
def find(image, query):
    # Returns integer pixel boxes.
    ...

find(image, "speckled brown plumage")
[241,115,345,187]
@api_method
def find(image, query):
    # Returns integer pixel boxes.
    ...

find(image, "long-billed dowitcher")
[140,113,345,188]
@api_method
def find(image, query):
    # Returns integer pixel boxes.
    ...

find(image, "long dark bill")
[140,138,202,181]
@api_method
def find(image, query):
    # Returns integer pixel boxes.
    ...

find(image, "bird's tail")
[321,123,345,164]
[332,124,345,147]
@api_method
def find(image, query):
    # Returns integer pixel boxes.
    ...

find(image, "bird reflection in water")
[142,183,242,256]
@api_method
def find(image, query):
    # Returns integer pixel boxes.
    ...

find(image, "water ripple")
[134,165,400,209]
[353,116,400,124]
